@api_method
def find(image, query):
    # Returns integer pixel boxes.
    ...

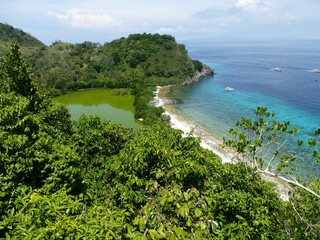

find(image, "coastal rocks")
[150,65,213,107]
[149,86,163,107]
[182,65,214,85]
[150,85,184,107]
[149,96,182,106]
[160,98,183,105]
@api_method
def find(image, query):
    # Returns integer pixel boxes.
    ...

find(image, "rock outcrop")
[182,65,214,85]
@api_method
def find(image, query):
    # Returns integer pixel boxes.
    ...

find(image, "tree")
[0,43,82,234]
[223,106,320,238]
[1,42,42,112]
[1,42,36,97]
[224,107,320,198]
[283,179,320,239]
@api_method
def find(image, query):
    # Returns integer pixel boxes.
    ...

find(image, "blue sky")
[1,0,320,45]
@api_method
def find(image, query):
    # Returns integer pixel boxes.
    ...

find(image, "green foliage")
[0,23,45,48]
[1,39,320,240]
[0,90,82,211]
[1,42,41,110]
[224,106,301,174]
[72,115,133,165]
[80,124,287,239]
[0,187,130,239]
[0,44,82,232]
[192,59,203,72]
[133,86,166,125]
[0,23,46,56]
[280,179,320,239]
[224,106,320,239]
[26,33,199,95]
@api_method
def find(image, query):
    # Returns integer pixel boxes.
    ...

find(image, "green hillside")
[0,23,208,96]
[0,23,46,56]
[27,34,203,95]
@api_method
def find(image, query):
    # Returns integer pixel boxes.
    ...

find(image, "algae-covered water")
[54,89,142,129]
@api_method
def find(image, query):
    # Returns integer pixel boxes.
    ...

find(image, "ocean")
[166,39,320,179]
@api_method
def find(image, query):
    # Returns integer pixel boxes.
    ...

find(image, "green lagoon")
[54,89,142,129]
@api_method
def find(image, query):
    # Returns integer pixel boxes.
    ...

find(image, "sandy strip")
[154,86,239,164]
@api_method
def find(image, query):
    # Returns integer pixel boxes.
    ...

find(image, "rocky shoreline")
[182,65,214,85]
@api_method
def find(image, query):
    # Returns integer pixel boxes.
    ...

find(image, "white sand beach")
[154,86,239,164]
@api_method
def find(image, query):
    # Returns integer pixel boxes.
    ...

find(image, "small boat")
[308,68,320,73]
[225,87,235,91]
[272,67,282,72]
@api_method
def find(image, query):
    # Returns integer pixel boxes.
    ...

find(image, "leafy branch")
[224,107,320,199]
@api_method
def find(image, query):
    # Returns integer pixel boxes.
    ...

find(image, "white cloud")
[48,10,123,29]
[235,0,274,12]
[236,0,258,8]
[157,26,184,34]
[1,0,320,42]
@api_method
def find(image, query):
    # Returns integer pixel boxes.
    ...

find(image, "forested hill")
[0,23,46,55]
[0,23,209,97]
[27,33,207,96]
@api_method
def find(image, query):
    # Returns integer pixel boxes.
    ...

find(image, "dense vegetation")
[0,23,46,56]
[27,34,196,93]
[0,25,319,239]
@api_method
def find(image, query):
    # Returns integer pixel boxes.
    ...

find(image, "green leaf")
[178,204,190,219]
[200,221,206,230]
[149,230,159,239]
[186,217,192,227]
[160,195,167,206]
[174,227,186,237]
[183,192,190,201]
[139,216,146,232]
[194,208,202,218]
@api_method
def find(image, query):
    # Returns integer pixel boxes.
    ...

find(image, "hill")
[0,23,46,56]
[0,23,210,96]
[27,34,209,95]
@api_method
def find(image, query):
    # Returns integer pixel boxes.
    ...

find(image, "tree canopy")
[25,33,200,96]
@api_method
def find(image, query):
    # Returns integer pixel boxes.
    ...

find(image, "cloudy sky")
[1,0,320,45]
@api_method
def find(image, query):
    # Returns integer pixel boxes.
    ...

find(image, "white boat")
[308,68,320,73]
[272,67,282,72]
[225,87,235,91]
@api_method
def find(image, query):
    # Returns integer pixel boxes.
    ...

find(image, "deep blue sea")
[168,39,320,178]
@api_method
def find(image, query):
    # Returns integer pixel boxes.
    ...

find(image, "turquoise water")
[168,39,320,178]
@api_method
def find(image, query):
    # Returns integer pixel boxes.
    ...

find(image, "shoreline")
[154,85,292,201]
[155,86,239,164]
